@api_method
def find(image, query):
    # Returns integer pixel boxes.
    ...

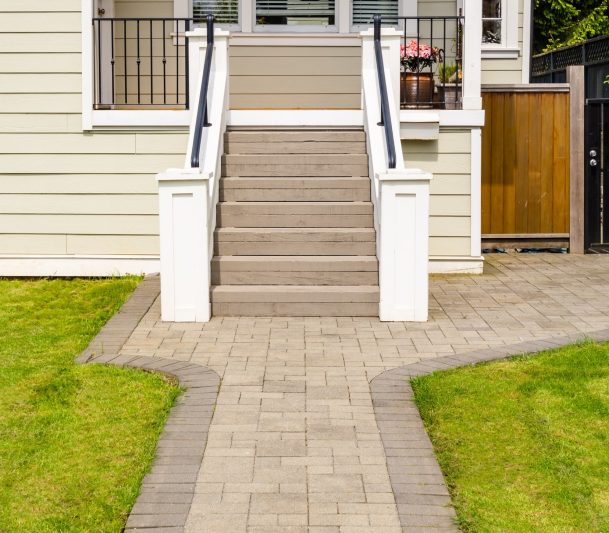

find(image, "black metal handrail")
[373,15,396,170]
[190,15,214,168]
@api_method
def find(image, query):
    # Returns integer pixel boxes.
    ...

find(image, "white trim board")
[0,256,160,277]
[400,110,485,127]
[228,109,364,126]
[0,255,484,277]
[429,256,484,274]
[91,110,192,128]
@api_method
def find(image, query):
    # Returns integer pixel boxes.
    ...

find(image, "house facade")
[0,0,533,320]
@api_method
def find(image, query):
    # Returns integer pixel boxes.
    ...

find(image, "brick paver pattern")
[119,254,609,532]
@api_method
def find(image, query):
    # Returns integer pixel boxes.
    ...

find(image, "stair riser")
[218,214,373,228]
[225,131,366,143]
[225,141,366,154]
[215,242,376,256]
[220,188,370,202]
[211,271,378,286]
[222,164,369,177]
[212,302,378,317]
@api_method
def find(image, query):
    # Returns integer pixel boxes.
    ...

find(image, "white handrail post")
[157,27,229,322]
[378,169,431,322]
[361,28,432,322]
[157,169,211,322]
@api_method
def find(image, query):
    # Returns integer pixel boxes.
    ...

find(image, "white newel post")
[157,169,211,322]
[378,169,432,322]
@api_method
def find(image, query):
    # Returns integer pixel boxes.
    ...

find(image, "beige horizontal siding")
[0,4,188,257]
[229,45,362,109]
[403,129,472,257]
[115,0,173,19]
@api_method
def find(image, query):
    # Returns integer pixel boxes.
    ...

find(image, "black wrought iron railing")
[190,15,215,168]
[92,17,192,109]
[397,15,464,110]
[373,15,396,169]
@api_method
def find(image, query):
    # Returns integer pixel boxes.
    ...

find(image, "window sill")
[481,47,520,59]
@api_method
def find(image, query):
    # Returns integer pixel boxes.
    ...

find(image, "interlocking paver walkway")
[119,254,609,532]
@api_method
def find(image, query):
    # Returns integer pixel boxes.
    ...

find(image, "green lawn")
[0,278,180,533]
[412,342,609,533]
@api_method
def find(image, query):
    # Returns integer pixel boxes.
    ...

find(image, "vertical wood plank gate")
[481,86,571,247]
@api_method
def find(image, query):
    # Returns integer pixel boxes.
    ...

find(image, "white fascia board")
[400,109,485,127]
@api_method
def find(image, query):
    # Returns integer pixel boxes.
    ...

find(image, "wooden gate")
[481,86,571,246]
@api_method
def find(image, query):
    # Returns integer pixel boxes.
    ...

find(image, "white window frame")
[176,0,242,31]
[350,0,411,33]
[252,0,339,33]
[480,0,519,58]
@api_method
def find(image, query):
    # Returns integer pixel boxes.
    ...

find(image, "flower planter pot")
[437,83,461,110]
[401,72,434,109]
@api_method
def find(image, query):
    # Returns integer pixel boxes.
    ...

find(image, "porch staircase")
[211,128,379,316]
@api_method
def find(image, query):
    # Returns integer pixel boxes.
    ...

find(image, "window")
[482,0,502,44]
[352,0,399,27]
[255,0,335,28]
[193,0,239,25]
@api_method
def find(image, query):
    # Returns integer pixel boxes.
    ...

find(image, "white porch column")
[462,0,482,110]
[379,169,432,322]
[157,169,211,322]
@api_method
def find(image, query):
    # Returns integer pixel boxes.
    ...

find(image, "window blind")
[256,0,336,26]
[193,0,239,25]
[352,0,399,26]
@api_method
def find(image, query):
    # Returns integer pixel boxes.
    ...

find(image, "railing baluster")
[111,19,115,105]
[136,20,141,104]
[416,18,420,105]
[97,19,102,105]
[123,20,127,104]
[162,19,167,104]
[443,17,446,108]
[175,19,179,105]
[150,20,154,105]
[430,18,434,107]
[185,19,190,111]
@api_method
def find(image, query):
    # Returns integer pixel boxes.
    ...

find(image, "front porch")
[88,0,474,118]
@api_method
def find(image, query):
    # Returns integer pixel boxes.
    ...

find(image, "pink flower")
[400,39,441,72]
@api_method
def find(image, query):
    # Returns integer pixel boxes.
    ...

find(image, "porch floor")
[118,253,609,532]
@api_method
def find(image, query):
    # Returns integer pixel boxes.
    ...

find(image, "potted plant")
[436,63,462,110]
[400,40,442,109]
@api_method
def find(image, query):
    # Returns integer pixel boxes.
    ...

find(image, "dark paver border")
[371,328,609,532]
[76,275,219,533]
